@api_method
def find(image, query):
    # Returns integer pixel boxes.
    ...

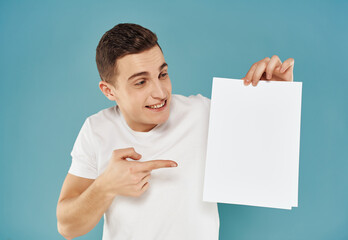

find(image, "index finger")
[137,160,178,172]
[242,62,257,85]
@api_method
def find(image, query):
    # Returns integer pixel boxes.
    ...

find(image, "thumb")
[111,148,142,161]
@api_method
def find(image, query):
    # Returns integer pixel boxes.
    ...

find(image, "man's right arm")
[56,173,115,240]
[56,148,178,240]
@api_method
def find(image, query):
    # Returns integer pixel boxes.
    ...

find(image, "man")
[56,23,294,240]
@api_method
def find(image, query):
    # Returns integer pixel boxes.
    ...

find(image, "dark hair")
[96,23,161,84]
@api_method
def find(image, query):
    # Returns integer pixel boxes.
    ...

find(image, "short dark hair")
[96,23,161,84]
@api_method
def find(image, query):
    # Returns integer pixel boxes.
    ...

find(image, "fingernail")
[267,74,271,79]
[171,163,177,167]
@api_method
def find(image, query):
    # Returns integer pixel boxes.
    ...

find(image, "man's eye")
[135,80,146,86]
[160,73,168,79]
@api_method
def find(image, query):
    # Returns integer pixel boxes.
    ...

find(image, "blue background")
[1,0,347,239]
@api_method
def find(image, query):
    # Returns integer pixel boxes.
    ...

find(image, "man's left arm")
[242,55,294,86]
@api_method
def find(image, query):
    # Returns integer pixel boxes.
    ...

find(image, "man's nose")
[151,79,166,99]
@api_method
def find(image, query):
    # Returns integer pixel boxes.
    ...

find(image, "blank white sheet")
[203,78,302,210]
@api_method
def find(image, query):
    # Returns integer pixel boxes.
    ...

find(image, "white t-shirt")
[68,94,220,240]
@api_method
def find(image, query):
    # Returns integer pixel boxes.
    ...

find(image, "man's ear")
[99,81,117,101]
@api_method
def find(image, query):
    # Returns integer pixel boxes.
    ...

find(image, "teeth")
[148,101,165,109]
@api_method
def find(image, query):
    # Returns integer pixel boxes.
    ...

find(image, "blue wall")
[1,0,347,239]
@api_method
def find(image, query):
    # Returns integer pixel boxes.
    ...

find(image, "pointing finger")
[137,160,178,172]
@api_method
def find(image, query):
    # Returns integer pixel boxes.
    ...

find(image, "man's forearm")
[57,176,115,239]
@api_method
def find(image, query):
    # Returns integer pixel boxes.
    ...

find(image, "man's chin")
[154,115,170,124]
[149,112,170,125]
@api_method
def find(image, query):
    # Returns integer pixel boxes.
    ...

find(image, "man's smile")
[145,99,167,111]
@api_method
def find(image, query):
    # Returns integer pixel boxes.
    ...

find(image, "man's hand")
[99,147,178,198]
[242,55,294,86]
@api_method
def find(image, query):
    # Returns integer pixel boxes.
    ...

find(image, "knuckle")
[149,163,156,170]
[140,185,146,191]
[112,149,119,156]
[133,185,140,191]
[130,185,137,192]
[133,189,142,197]
[128,166,135,174]
[143,182,150,191]
[259,61,267,68]
[253,62,261,70]
[111,153,120,162]
[130,175,136,182]
[266,64,273,72]
[138,176,143,182]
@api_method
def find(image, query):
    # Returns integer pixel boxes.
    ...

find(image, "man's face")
[108,45,172,132]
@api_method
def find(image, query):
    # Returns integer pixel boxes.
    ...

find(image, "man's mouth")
[145,100,167,109]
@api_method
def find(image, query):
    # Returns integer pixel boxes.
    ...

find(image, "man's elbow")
[58,221,76,240]
[56,201,74,239]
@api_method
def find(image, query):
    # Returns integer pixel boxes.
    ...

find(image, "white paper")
[203,78,302,210]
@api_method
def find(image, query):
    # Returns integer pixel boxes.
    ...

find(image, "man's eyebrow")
[128,71,149,81]
[127,62,168,81]
[159,62,168,71]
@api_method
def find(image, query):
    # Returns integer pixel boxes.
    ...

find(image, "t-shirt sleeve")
[68,118,98,179]
[190,94,211,111]
[197,94,211,110]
